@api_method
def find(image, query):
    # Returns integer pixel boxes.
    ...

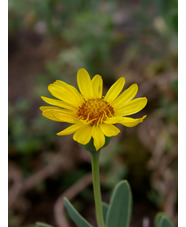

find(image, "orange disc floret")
[77,98,114,125]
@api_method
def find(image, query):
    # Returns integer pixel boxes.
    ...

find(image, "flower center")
[77,98,114,125]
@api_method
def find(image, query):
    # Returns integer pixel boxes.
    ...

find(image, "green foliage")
[105,181,132,227]
[36,193,176,227]
[62,10,113,67]
[36,222,54,227]
[156,0,178,33]
[64,198,94,227]
[64,181,176,227]
[64,180,133,227]
[155,213,175,227]
[64,198,110,227]
[8,0,111,36]
[102,202,109,224]
[8,99,57,155]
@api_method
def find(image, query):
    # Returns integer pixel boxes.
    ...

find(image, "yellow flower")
[40,68,147,151]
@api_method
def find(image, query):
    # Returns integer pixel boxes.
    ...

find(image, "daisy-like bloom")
[40,68,147,151]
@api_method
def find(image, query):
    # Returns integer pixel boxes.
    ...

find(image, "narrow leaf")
[105,180,132,227]
[155,213,175,227]
[36,222,54,227]
[64,198,94,227]
[102,202,109,224]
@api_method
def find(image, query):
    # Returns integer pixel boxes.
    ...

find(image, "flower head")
[40,68,147,151]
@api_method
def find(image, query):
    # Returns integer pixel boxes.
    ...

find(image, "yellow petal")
[116,97,147,116]
[40,106,62,111]
[104,116,123,124]
[73,125,92,145]
[57,123,82,136]
[104,77,125,103]
[40,107,76,123]
[118,115,147,127]
[92,74,103,99]
[100,124,120,137]
[77,68,93,99]
[48,83,82,107]
[112,84,138,108]
[40,108,62,122]
[41,96,76,111]
[54,80,83,102]
[92,126,105,151]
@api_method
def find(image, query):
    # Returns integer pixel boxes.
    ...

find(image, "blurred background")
[8,0,178,227]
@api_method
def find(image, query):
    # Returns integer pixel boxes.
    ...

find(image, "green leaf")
[102,202,109,224]
[157,0,171,15]
[105,180,132,227]
[36,222,54,227]
[64,198,94,227]
[155,212,175,227]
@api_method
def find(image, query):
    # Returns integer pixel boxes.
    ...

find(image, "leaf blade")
[102,202,109,224]
[64,198,94,227]
[36,222,54,227]
[155,212,175,227]
[105,180,132,227]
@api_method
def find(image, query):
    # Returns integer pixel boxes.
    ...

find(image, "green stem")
[90,151,105,227]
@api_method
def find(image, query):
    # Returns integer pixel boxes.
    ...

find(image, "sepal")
[80,136,111,153]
